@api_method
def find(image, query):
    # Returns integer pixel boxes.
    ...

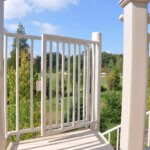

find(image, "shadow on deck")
[10,129,113,150]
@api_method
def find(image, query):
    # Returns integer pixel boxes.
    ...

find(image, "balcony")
[0,0,150,150]
[1,32,115,150]
[1,31,149,150]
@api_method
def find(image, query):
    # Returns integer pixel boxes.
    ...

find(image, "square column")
[120,0,148,150]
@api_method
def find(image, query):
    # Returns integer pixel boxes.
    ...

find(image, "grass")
[45,97,73,125]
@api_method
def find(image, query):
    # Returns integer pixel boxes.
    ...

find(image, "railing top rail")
[103,111,150,136]
[146,111,150,115]
[4,32,41,40]
[102,125,121,136]
[4,32,99,45]
[43,34,99,45]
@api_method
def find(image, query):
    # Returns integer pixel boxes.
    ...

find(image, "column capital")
[119,0,149,7]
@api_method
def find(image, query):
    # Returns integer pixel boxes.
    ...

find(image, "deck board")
[13,129,114,150]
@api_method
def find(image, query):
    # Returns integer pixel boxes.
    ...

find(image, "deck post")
[92,32,101,131]
[119,0,149,150]
[0,0,6,149]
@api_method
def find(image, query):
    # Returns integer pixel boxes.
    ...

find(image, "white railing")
[40,33,101,136]
[4,32,41,140]
[102,125,121,150]
[102,111,150,150]
[146,111,150,147]
[3,31,150,150]
[3,32,101,142]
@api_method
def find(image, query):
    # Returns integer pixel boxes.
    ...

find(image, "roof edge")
[119,0,149,7]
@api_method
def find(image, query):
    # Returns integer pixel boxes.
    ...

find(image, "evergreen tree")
[106,67,121,91]
[8,23,29,68]
[100,91,121,132]
[7,23,31,132]
[7,52,30,130]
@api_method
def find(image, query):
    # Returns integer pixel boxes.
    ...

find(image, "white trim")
[61,42,65,129]
[72,44,76,126]
[30,39,34,129]
[5,32,41,40]
[49,41,53,130]
[4,35,8,138]
[41,34,47,136]
[44,34,99,45]
[0,0,5,148]
[16,38,20,141]
[56,41,59,128]
[67,43,71,124]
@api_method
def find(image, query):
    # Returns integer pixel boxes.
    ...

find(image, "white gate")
[40,33,101,136]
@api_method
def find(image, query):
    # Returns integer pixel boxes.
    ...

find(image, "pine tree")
[8,23,29,68]
[106,67,121,91]
[7,23,31,131]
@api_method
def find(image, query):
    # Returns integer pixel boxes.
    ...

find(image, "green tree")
[108,59,114,68]
[7,67,16,130]
[8,23,29,69]
[7,23,31,132]
[106,67,121,91]
[7,51,30,130]
[19,51,30,129]
[100,91,122,132]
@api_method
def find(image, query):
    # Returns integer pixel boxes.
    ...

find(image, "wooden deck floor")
[12,129,114,150]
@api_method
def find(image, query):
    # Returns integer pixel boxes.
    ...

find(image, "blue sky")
[4,0,123,54]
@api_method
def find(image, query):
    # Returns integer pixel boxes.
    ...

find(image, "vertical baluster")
[56,41,59,128]
[86,44,90,121]
[116,128,120,150]
[78,45,81,121]
[4,35,8,136]
[73,44,76,126]
[16,37,20,140]
[49,41,52,130]
[148,113,150,146]
[61,42,65,129]
[67,43,70,124]
[0,1,5,148]
[41,35,47,136]
[91,43,95,123]
[108,132,111,143]
[83,45,87,122]
[30,39,34,129]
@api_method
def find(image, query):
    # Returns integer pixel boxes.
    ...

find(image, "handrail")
[4,32,41,40]
[44,33,99,45]
[102,125,121,136]
[102,111,150,149]
[4,32,99,44]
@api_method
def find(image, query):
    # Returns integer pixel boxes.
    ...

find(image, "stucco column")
[119,0,149,150]
[0,0,6,149]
